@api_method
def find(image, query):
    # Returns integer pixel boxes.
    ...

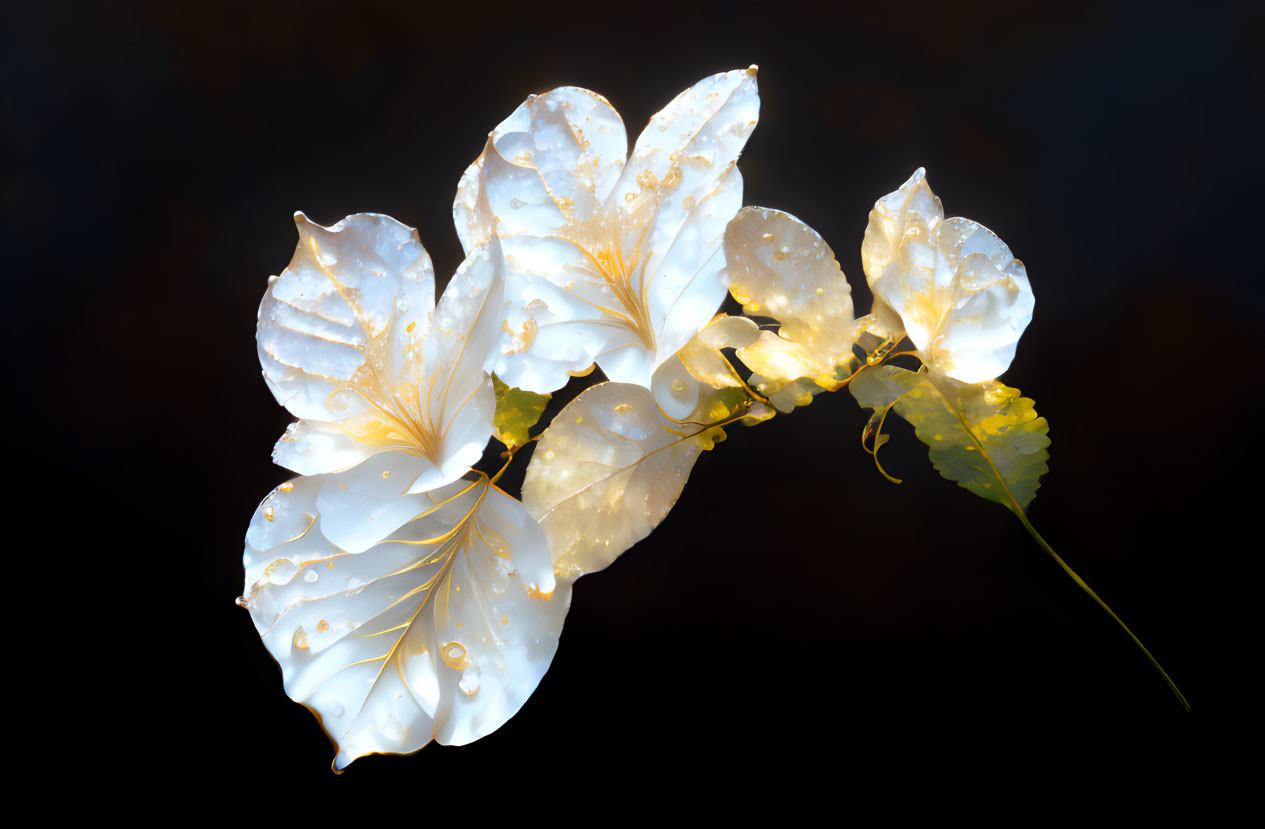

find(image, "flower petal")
[863,172,1034,382]
[454,87,628,253]
[919,218,1034,383]
[459,70,759,400]
[724,206,857,391]
[257,212,435,422]
[861,167,944,294]
[259,213,502,490]
[241,475,569,769]
[407,239,505,490]
[522,382,723,579]
[614,66,760,207]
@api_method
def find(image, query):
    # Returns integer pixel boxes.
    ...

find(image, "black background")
[9,0,1257,804]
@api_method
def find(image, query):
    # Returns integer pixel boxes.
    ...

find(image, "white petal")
[314,452,447,553]
[522,382,722,579]
[651,355,702,421]
[259,214,499,486]
[257,212,434,422]
[408,240,505,490]
[491,271,622,393]
[861,167,943,293]
[461,70,759,396]
[241,476,569,768]
[454,87,627,253]
[864,172,1035,382]
[613,67,759,207]
[644,167,743,366]
[270,420,368,477]
[921,218,1035,383]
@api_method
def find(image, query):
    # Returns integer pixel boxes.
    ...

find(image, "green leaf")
[850,366,1050,512]
[492,374,550,449]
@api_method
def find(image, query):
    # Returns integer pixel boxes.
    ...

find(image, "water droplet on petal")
[326,390,352,412]
[441,642,470,670]
[459,665,481,697]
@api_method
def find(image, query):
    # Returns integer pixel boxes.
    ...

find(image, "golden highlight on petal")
[723,206,859,410]
[241,475,570,769]
[522,383,725,579]
[453,69,760,401]
[862,170,1035,383]
[257,214,505,493]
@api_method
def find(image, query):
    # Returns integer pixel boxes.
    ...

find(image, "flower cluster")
[240,69,1050,770]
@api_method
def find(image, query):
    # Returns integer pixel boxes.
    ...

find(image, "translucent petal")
[863,172,1034,382]
[407,239,505,490]
[679,314,760,389]
[860,167,943,296]
[257,213,503,490]
[454,87,628,254]
[258,213,434,422]
[614,66,760,207]
[918,218,1035,383]
[521,383,723,579]
[455,70,759,396]
[724,206,857,391]
[241,475,570,769]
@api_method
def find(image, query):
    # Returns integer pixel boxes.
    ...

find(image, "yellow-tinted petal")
[522,383,723,579]
[724,206,857,396]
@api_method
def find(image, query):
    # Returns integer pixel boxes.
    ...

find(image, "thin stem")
[1011,507,1190,712]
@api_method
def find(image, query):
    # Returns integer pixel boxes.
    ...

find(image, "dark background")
[9,0,1257,802]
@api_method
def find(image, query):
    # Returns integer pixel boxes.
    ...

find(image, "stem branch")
[1012,507,1190,712]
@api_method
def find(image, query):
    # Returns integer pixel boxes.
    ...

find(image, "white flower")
[454,67,760,412]
[257,212,504,495]
[861,169,1035,383]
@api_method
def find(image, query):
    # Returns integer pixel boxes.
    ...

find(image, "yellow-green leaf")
[851,366,1050,512]
[492,374,550,449]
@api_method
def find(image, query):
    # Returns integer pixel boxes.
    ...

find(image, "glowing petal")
[615,66,759,206]
[454,69,759,400]
[679,314,760,389]
[916,218,1035,383]
[258,213,434,422]
[521,383,723,579]
[455,86,628,253]
[672,314,768,422]
[863,171,1034,383]
[257,213,504,491]
[722,206,859,410]
[241,475,569,769]
[861,168,944,294]
[851,366,1050,510]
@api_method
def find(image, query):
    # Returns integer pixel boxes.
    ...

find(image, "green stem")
[1011,507,1190,712]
